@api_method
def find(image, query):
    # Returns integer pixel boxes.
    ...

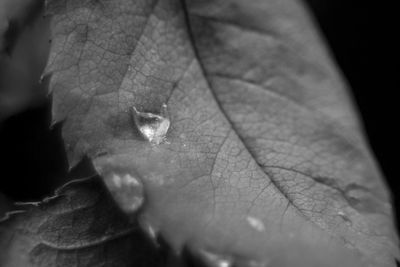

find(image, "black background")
[305,0,400,225]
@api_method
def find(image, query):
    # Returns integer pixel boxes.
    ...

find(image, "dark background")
[1,0,399,226]
[305,0,400,225]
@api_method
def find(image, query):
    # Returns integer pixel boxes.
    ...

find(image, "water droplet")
[199,250,232,267]
[246,216,265,232]
[131,104,170,145]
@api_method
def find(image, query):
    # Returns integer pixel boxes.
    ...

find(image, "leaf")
[44,0,399,266]
[0,178,167,267]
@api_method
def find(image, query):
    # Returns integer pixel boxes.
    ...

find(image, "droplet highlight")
[139,218,159,246]
[199,250,232,267]
[131,104,170,145]
[246,216,265,232]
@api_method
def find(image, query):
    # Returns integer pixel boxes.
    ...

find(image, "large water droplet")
[131,104,170,145]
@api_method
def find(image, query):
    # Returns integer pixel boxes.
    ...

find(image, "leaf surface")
[0,178,165,267]
[44,0,398,266]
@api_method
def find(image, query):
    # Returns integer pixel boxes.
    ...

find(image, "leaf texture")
[0,178,165,267]
[43,0,398,266]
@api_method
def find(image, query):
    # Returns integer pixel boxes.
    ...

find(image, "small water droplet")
[131,104,170,145]
[199,250,232,267]
[246,216,265,232]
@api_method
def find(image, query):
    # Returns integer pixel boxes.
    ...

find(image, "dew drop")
[131,104,170,145]
[246,216,265,232]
